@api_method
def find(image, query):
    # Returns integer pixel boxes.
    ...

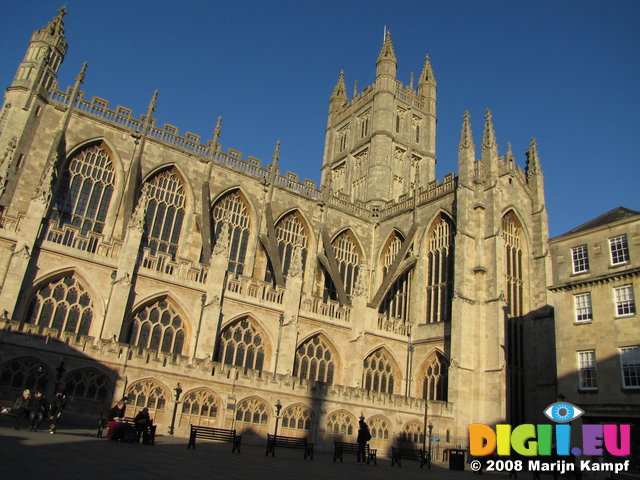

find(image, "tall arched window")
[426,215,454,323]
[141,168,186,258]
[215,318,266,371]
[51,143,115,235]
[212,190,250,276]
[293,335,336,384]
[0,357,49,399]
[362,348,396,394]
[265,211,308,282]
[25,274,94,336]
[379,231,411,324]
[326,410,356,436]
[423,353,448,401]
[180,388,221,428]
[63,368,110,402]
[234,397,268,426]
[124,298,186,355]
[324,230,360,301]
[126,379,168,415]
[502,212,524,317]
[281,404,313,433]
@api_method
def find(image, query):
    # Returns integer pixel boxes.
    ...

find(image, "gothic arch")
[140,166,188,259]
[293,332,340,384]
[362,346,401,395]
[416,350,449,401]
[500,206,532,249]
[123,295,190,356]
[330,228,365,262]
[400,419,425,446]
[326,409,357,437]
[322,228,365,300]
[367,414,393,442]
[0,356,51,400]
[423,212,455,324]
[377,228,412,326]
[64,137,125,188]
[234,395,270,433]
[210,188,253,277]
[280,402,314,434]
[49,140,118,237]
[62,367,112,413]
[125,378,170,414]
[215,315,271,371]
[274,207,315,246]
[23,269,101,338]
[143,163,195,214]
[377,228,407,270]
[178,387,222,428]
[265,209,312,282]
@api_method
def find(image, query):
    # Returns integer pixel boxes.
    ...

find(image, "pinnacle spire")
[482,109,497,151]
[213,116,222,145]
[377,30,397,63]
[419,55,436,85]
[331,71,347,100]
[459,110,474,151]
[46,7,67,38]
[272,140,281,165]
[506,142,515,164]
[526,137,541,176]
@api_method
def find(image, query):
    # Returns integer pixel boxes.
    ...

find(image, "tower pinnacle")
[526,137,541,176]
[331,71,347,101]
[482,110,497,152]
[459,110,474,151]
[377,30,397,63]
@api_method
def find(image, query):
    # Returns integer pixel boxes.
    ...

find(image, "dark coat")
[49,395,66,416]
[108,404,126,421]
[29,395,48,415]
[13,395,31,412]
[357,421,371,444]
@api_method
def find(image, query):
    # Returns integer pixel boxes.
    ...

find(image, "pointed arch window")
[0,357,49,394]
[379,231,411,324]
[180,389,220,427]
[293,335,335,384]
[401,420,424,446]
[423,353,448,401]
[368,415,391,440]
[265,211,308,283]
[235,397,268,425]
[126,379,168,414]
[25,274,94,336]
[50,143,115,235]
[326,410,356,436]
[324,230,360,301]
[212,191,250,277]
[215,318,265,371]
[63,368,110,402]
[426,215,454,323]
[124,298,186,355]
[141,168,186,259]
[502,212,524,317]
[281,404,313,432]
[362,348,396,394]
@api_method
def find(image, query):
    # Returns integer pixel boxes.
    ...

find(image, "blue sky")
[1,0,638,237]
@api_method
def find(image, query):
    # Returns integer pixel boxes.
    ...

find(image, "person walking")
[12,389,31,430]
[48,392,66,434]
[356,414,371,465]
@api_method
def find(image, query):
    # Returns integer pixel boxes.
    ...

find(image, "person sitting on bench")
[106,398,128,441]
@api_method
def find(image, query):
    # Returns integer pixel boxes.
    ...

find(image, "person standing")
[48,392,66,434]
[356,414,371,465]
[12,389,31,429]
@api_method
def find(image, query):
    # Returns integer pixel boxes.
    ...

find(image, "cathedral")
[0,8,557,452]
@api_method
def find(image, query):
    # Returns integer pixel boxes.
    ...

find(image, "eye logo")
[543,402,584,423]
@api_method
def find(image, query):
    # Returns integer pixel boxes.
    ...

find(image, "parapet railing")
[300,295,351,324]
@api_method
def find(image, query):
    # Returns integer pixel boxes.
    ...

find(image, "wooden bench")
[187,425,241,453]
[391,447,430,468]
[97,416,156,445]
[333,441,377,464]
[0,400,17,417]
[265,434,313,459]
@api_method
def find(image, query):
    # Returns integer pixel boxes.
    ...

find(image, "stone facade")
[549,207,640,452]
[0,9,556,451]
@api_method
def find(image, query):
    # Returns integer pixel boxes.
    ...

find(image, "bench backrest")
[190,425,236,439]
[268,434,307,446]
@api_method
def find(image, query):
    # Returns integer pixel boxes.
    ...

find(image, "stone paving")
[0,422,598,480]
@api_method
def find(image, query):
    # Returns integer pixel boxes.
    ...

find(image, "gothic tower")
[321,31,437,206]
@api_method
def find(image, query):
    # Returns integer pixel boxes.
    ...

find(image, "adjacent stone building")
[549,207,640,457]
[0,9,557,450]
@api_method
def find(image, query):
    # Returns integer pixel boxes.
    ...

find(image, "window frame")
[614,285,636,317]
[620,346,640,390]
[577,350,598,391]
[571,245,589,274]
[573,292,593,323]
[609,235,630,266]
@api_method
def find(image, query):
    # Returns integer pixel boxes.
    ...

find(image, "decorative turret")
[457,111,475,185]
[481,110,499,182]
[375,30,397,89]
[417,56,436,97]
[329,71,347,111]
[526,137,545,210]
[11,7,68,101]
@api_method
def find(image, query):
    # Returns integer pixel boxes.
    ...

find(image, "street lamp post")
[169,382,183,436]
[427,422,433,469]
[274,399,282,436]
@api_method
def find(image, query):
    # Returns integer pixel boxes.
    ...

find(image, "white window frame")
[620,346,640,389]
[577,350,598,390]
[574,292,593,323]
[614,285,636,317]
[609,235,630,266]
[571,245,589,274]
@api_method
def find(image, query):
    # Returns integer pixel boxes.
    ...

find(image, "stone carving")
[212,218,230,257]
[288,241,304,278]
[0,136,17,199]
[33,153,58,204]
[352,262,368,297]
[128,185,149,231]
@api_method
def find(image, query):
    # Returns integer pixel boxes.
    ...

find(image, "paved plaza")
[0,421,507,480]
